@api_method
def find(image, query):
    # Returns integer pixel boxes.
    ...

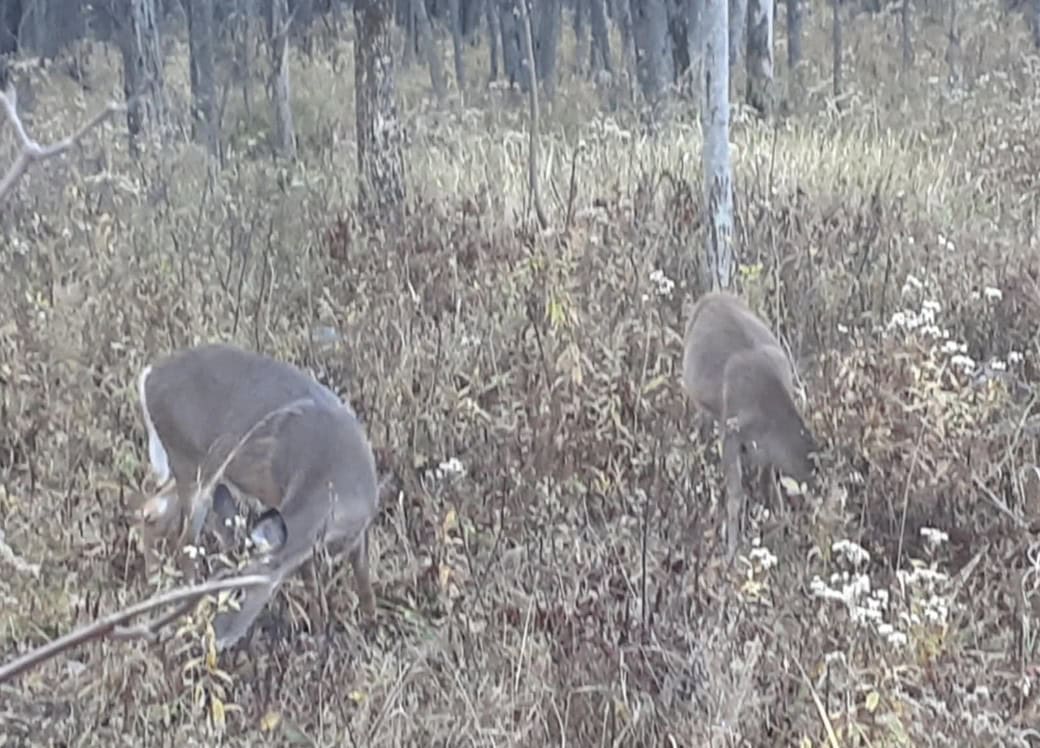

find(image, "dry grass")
[2,1,1040,745]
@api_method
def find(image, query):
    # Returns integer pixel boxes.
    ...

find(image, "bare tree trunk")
[412,0,446,99]
[120,0,167,157]
[745,0,773,115]
[1033,0,1040,49]
[535,0,562,100]
[187,0,219,158]
[785,0,801,70]
[631,0,673,120]
[728,0,746,70]
[901,0,913,67]
[234,0,256,120]
[831,0,842,98]
[518,0,548,228]
[401,0,416,66]
[703,0,734,289]
[354,0,406,222]
[682,0,705,98]
[0,0,20,56]
[945,0,961,87]
[269,0,296,159]
[486,0,501,80]
[500,0,526,88]
[574,0,589,73]
[617,0,638,96]
[22,0,60,58]
[448,0,467,95]
[785,0,802,109]
[588,0,613,73]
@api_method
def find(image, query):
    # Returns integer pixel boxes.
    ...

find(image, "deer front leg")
[349,530,376,620]
[722,427,745,563]
[757,465,781,514]
[136,480,181,580]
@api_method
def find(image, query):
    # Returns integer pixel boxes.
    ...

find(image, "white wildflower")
[920,527,949,549]
[832,539,871,566]
[950,354,976,373]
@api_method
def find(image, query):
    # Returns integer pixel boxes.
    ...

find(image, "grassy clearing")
[2,2,1040,744]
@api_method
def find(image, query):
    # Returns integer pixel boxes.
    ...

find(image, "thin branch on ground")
[0,86,126,202]
[0,574,272,685]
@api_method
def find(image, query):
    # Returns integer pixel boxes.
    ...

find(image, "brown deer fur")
[135,343,379,650]
[681,291,818,559]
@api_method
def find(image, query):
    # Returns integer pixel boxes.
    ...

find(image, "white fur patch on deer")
[681,291,818,560]
[135,343,380,651]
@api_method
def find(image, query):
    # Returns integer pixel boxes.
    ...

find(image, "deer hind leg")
[756,465,782,514]
[213,498,324,651]
[297,553,329,636]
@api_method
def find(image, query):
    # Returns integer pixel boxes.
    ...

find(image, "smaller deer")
[681,291,818,560]
[135,343,379,651]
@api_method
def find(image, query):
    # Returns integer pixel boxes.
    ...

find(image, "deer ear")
[250,508,288,553]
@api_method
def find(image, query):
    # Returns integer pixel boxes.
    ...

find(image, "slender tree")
[0,0,20,55]
[746,0,774,115]
[832,0,842,98]
[786,0,801,71]
[587,0,612,74]
[354,0,406,222]
[1033,0,1040,48]
[448,0,467,95]
[702,0,734,288]
[518,0,548,228]
[631,0,673,116]
[412,0,446,100]
[499,0,526,89]
[535,0,563,100]
[900,0,913,68]
[187,0,219,158]
[486,0,502,81]
[267,0,296,159]
[729,0,746,71]
[119,0,167,157]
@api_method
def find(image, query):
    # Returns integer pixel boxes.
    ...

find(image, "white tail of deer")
[134,343,379,651]
[681,291,818,560]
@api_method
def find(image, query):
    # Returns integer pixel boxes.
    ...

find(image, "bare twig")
[0,574,272,685]
[0,86,126,202]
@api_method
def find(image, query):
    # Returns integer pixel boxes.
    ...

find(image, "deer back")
[142,345,342,471]
[138,343,352,541]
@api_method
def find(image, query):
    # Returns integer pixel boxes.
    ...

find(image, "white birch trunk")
[702,0,735,289]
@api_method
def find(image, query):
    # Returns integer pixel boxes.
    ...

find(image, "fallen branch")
[0,85,126,202]
[0,573,272,685]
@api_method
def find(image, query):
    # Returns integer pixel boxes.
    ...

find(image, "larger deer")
[135,343,379,651]
[682,291,818,560]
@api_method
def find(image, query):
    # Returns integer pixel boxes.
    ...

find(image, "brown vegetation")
[1,4,1040,745]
